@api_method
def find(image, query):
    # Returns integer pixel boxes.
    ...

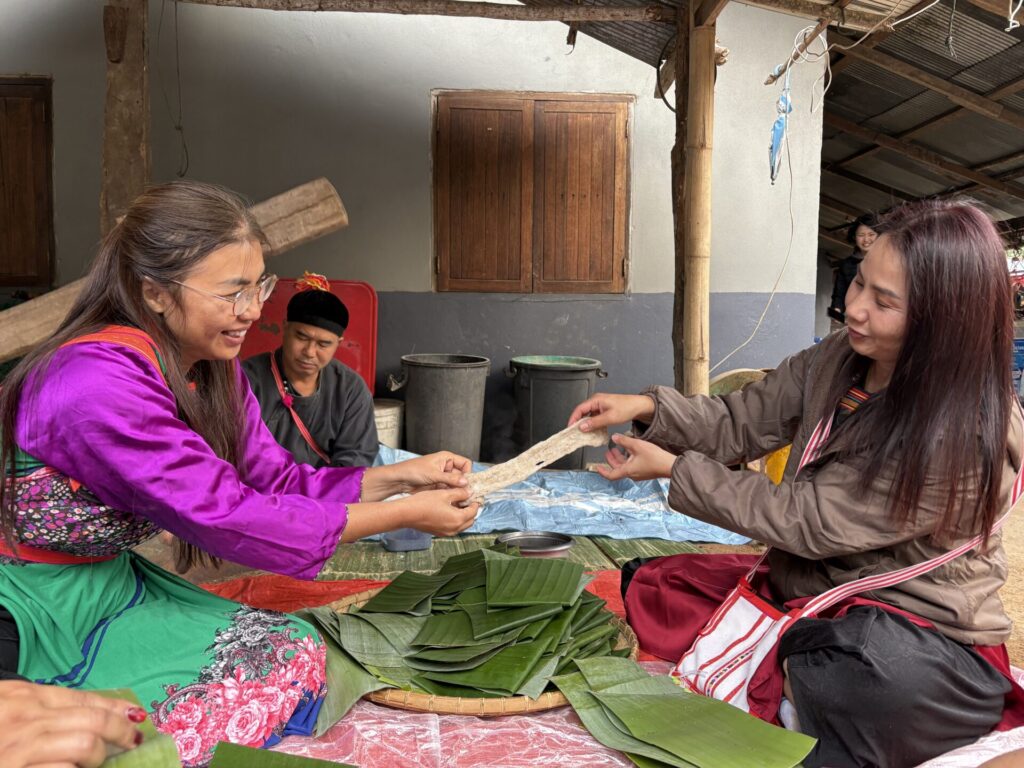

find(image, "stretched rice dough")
[468,423,608,502]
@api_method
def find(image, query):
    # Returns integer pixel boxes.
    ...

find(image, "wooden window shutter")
[533,99,628,294]
[0,79,54,287]
[435,94,534,292]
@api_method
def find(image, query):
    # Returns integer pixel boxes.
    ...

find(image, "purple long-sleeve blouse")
[14,341,365,579]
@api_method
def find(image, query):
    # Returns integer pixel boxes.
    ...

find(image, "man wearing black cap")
[242,274,378,467]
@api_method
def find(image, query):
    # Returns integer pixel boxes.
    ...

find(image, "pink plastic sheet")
[272,662,673,767]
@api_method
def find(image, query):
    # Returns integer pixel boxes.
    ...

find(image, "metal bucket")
[387,354,491,460]
[507,356,607,470]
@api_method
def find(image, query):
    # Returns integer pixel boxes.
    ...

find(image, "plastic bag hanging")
[769,66,793,185]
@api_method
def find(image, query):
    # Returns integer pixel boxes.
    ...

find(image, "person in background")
[828,212,878,332]
[243,273,377,468]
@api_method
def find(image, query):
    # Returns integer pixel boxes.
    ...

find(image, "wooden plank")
[820,194,861,219]
[178,0,677,21]
[671,11,689,391]
[820,227,850,248]
[695,0,731,27]
[824,112,1024,202]
[315,534,617,581]
[591,536,700,568]
[0,177,349,364]
[827,0,941,76]
[821,165,914,200]
[100,0,149,237]
[733,0,888,30]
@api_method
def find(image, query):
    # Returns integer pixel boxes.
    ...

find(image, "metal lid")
[495,531,575,557]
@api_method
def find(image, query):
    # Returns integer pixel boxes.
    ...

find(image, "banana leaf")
[535,600,580,653]
[405,643,507,671]
[350,612,427,655]
[97,689,180,768]
[453,585,488,607]
[409,637,509,662]
[565,623,618,658]
[627,755,677,768]
[209,742,356,767]
[103,735,181,767]
[518,616,554,641]
[362,662,416,688]
[485,556,585,607]
[410,674,506,698]
[462,600,563,640]
[515,652,562,700]
[422,637,548,695]
[360,570,455,614]
[436,550,492,594]
[571,596,607,634]
[550,670,696,768]
[332,613,408,668]
[594,687,815,768]
[579,658,816,768]
[293,610,391,735]
[412,608,520,647]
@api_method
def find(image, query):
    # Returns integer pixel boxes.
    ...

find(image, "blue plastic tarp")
[370,445,749,545]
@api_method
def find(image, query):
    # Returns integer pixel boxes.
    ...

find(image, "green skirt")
[0,552,326,767]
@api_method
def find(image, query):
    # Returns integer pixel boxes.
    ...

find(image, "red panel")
[240,278,378,395]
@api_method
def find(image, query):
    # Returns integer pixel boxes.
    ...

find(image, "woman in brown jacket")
[570,199,1024,768]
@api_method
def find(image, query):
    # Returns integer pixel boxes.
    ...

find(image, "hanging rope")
[768,65,793,185]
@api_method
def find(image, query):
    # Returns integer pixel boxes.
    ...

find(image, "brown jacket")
[639,331,1023,646]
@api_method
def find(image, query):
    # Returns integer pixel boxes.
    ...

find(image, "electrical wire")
[1008,0,1022,31]
[654,33,677,114]
[156,0,190,178]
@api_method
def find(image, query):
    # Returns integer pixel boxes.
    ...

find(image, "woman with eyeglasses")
[0,181,479,767]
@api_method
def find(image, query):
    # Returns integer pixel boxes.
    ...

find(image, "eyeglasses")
[170,273,278,317]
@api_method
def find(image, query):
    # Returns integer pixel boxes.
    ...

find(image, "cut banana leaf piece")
[333,613,407,668]
[593,688,815,768]
[360,570,455,614]
[410,674,507,698]
[413,608,521,647]
[515,652,562,700]
[293,609,393,734]
[422,637,548,695]
[405,643,507,672]
[210,742,356,767]
[462,600,563,640]
[551,671,696,768]
[410,637,509,662]
[103,735,181,767]
[350,611,427,655]
[485,556,585,607]
[571,597,608,633]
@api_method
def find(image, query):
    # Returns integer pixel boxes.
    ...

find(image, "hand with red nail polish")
[0,680,143,767]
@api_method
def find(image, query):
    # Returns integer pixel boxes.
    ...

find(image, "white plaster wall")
[1,1,823,304]
[711,3,825,296]
[146,4,676,292]
[0,0,106,286]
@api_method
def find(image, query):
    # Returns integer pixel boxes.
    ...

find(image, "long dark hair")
[846,212,879,249]
[0,181,266,569]
[831,199,1014,544]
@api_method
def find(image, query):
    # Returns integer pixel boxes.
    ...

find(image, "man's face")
[281,321,341,378]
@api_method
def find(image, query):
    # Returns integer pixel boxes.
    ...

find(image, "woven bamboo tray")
[328,587,638,716]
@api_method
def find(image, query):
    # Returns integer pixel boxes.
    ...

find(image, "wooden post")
[671,15,689,391]
[0,179,349,364]
[100,0,150,236]
[681,12,716,396]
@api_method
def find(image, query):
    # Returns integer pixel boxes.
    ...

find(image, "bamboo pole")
[764,18,828,85]
[682,15,716,396]
[0,178,348,364]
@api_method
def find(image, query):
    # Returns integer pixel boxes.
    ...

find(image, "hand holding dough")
[467,422,609,502]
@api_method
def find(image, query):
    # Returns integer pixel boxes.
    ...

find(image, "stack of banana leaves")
[551,657,817,768]
[300,546,629,719]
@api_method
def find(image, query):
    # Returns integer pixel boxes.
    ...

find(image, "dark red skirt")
[623,553,1024,730]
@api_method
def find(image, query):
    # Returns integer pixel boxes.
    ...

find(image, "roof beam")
[820,227,850,248]
[977,149,1024,173]
[730,0,889,30]
[696,0,731,26]
[821,164,914,200]
[824,112,1024,202]
[175,0,677,22]
[827,0,943,76]
[836,39,1024,133]
[821,194,864,218]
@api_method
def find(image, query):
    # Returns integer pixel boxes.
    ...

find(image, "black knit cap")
[286,274,349,336]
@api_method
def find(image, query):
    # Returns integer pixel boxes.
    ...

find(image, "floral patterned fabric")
[1,552,327,768]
